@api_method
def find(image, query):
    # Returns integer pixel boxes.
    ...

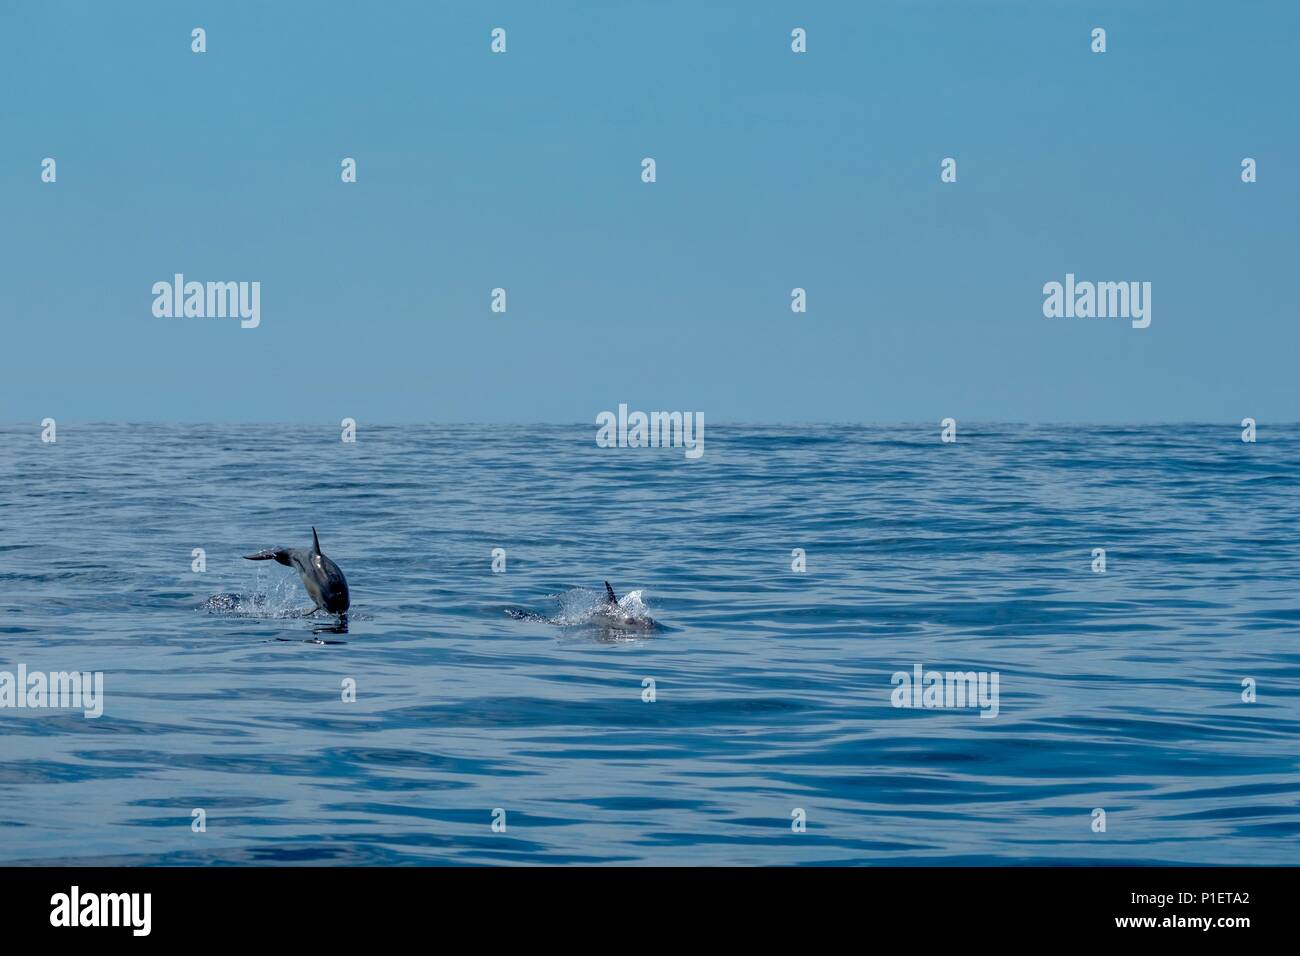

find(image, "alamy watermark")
[596,404,704,460]
[152,274,260,329]
[50,886,150,936]
[1042,273,1150,329]
[0,664,104,718]
[891,664,999,718]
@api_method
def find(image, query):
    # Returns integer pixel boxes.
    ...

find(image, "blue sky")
[2,1,1296,423]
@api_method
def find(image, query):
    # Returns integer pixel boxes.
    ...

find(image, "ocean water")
[1,423,1297,866]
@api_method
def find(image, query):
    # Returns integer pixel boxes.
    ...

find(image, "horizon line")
[1,420,1288,428]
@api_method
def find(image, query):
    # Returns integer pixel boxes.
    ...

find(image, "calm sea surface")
[1,423,1297,865]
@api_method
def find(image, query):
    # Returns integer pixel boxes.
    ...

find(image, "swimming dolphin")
[600,581,655,629]
[503,582,657,633]
[243,527,350,619]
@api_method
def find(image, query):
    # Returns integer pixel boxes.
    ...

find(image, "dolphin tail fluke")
[605,581,618,604]
[244,547,292,567]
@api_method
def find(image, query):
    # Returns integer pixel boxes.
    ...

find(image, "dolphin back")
[316,553,350,614]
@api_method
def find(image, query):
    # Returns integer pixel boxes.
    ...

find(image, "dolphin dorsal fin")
[311,527,322,555]
[605,581,618,604]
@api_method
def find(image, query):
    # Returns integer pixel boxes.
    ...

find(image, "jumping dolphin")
[243,527,350,620]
